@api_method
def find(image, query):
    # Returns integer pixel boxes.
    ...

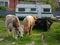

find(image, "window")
[19,0,24,1]
[59,2,60,5]
[59,0,60,2]
[5,2,8,7]
[43,8,50,12]
[31,8,36,11]
[0,2,4,6]
[0,2,8,7]
[18,8,25,11]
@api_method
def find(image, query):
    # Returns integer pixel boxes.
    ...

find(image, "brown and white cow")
[23,15,37,35]
[5,15,23,39]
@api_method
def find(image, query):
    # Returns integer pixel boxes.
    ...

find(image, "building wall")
[0,0,18,10]
[9,0,18,10]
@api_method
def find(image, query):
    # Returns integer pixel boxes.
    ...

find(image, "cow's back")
[23,15,35,26]
[5,15,20,30]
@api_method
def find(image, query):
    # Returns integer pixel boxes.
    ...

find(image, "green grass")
[0,18,60,45]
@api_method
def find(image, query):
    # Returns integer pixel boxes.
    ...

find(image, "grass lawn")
[0,18,60,45]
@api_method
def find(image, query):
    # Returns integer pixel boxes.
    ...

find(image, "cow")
[23,15,37,35]
[5,15,23,39]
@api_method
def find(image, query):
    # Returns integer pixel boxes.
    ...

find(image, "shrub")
[55,7,60,11]
[45,0,55,10]
[0,6,6,10]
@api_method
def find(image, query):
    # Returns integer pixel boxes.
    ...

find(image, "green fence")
[0,10,60,17]
[0,10,15,17]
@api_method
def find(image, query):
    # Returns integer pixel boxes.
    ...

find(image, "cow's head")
[31,15,38,20]
[18,26,24,38]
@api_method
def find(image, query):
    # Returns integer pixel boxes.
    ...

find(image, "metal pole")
[35,0,37,6]
[14,0,15,9]
[36,0,37,4]
[14,0,15,15]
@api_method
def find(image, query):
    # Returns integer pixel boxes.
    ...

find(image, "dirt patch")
[0,38,4,42]
[12,42,16,45]
[26,41,35,45]
[40,33,48,45]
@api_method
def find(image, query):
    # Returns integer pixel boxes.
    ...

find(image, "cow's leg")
[24,29,28,36]
[29,26,33,35]
[7,29,11,36]
[24,27,28,36]
[12,28,18,39]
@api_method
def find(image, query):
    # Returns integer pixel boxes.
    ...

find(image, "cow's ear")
[33,16,38,20]
[35,16,38,20]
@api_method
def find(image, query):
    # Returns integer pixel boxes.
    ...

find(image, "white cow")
[5,15,23,39]
[23,15,37,35]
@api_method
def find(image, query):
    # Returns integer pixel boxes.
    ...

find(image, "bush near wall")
[0,6,6,10]
[0,10,15,17]
[55,7,60,11]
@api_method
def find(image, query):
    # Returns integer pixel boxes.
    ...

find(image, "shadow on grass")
[33,28,49,33]
[4,36,16,42]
